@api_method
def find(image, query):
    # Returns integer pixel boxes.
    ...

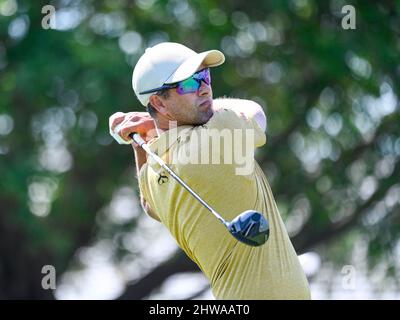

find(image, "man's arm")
[132,145,160,221]
[132,144,147,176]
[109,111,160,220]
[213,98,267,132]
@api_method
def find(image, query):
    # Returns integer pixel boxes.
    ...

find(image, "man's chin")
[199,108,214,125]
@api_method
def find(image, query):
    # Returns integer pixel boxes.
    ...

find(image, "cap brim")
[164,50,225,84]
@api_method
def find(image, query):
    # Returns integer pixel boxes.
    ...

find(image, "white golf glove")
[109,122,133,145]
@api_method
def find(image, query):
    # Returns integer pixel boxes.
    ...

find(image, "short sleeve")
[199,102,266,176]
[206,107,266,148]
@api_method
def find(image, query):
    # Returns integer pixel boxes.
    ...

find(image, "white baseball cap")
[132,42,225,106]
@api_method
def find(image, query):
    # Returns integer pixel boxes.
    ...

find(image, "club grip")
[129,133,146,147]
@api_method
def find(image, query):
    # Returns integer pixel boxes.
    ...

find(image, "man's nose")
[198,80,211,96]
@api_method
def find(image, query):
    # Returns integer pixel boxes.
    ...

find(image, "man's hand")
[109,111,157,146]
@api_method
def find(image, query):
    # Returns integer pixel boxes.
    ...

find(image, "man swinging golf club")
[109,42,311,299]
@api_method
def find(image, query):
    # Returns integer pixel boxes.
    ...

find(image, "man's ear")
[149,95,168,116]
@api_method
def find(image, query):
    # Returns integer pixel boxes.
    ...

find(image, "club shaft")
[131,133,228,226]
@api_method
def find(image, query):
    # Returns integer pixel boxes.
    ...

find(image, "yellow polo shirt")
[138,99,311,299]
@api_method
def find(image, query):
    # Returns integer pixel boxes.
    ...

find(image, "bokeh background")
[0,0,399,299]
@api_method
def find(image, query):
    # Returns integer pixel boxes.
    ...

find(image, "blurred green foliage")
[0,0,399,298]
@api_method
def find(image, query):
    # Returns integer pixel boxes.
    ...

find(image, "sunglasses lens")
[176,68,211,95]
[176,78,200,94]
[195,68,211,85]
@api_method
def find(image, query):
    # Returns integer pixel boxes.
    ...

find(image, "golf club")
[130,132,270,246]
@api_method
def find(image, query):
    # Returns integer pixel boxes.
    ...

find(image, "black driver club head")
[227,210,270,246]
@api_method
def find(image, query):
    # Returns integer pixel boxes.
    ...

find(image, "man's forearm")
[132,145,147,176]
[132,145,153,215]
[133,146,161,221]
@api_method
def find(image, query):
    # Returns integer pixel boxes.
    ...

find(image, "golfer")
[109,42,311,299]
